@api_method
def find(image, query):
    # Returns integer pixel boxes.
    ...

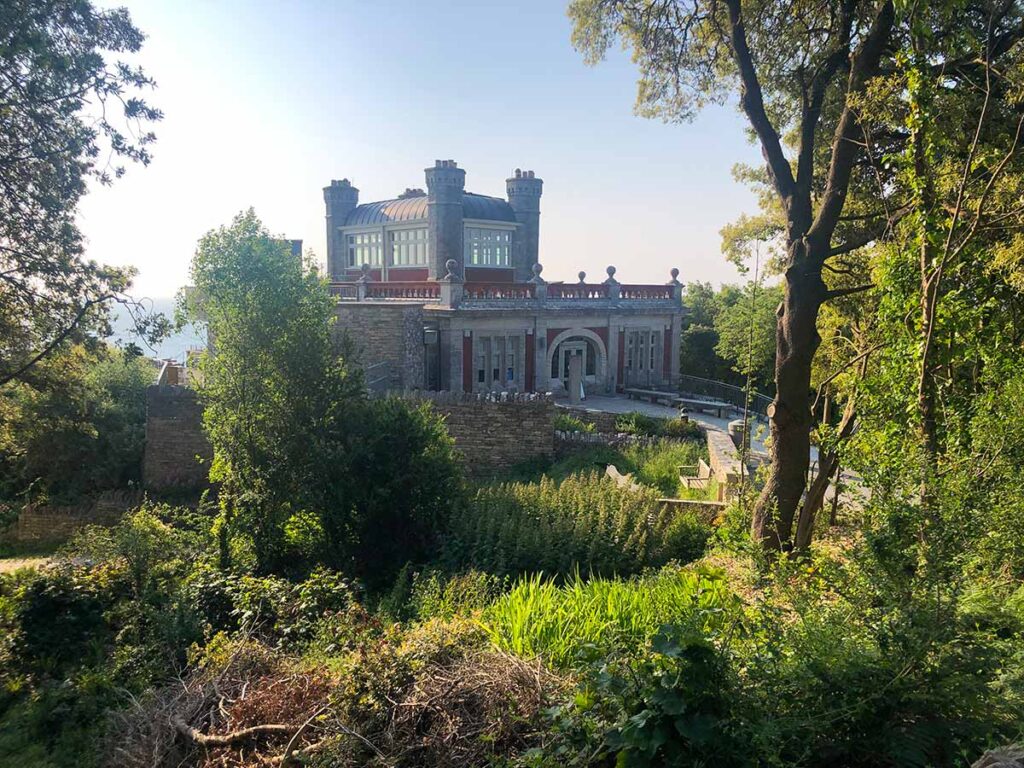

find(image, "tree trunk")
[751,243,825,549]
[793,394,856,551]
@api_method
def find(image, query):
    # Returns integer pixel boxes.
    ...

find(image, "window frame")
[388,226,429,267]
[463,223,513,267]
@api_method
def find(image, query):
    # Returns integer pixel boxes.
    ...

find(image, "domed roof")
[343,192,516,226]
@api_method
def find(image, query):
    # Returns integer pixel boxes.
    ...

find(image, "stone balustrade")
[328,263,683,308]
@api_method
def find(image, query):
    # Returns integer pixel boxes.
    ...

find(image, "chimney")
[323,179,359,279]
[424,160,466,279]
[506,168,543,282]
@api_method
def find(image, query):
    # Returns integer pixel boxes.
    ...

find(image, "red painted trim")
[462,333,473,393]
[525,333,535,392]
[465,266,514,283]
[586,326,609,346]
[385,267,428,281]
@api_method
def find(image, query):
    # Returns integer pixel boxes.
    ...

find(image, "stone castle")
[326,159,685,396]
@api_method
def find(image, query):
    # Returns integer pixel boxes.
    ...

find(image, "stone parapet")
[383,389,554,474]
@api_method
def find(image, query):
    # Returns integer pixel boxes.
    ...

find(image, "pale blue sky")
[80,0,763,299]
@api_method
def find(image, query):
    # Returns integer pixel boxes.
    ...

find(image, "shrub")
[332,397,465,588]
[405,569,507,621]
[553,412,595,433]
[662,416,704,440]
[443,473,712,580]
[615,410,663,436]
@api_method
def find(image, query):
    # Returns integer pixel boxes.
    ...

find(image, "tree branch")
[796,0,856,200]
[807,1,896,256]
[824,283,873,301]
[0,294,111,387]
[723,0,797,215]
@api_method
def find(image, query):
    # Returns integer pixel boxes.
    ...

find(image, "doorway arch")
[546,329,608,393]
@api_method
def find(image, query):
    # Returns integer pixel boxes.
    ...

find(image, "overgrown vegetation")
[444,474,711,579]
[0,345,152,511]
[4,0,1024,764]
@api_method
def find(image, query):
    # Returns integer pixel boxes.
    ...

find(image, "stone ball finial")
[445,258,458,277]
[670,267,680,280]
[360,263,370,274]
[532,263,543,276]
[606,265,616,278]
[578,270,587,283]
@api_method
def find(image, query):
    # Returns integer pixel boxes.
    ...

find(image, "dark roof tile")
[343,192,516,226]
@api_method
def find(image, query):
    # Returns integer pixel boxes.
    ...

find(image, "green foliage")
[0,345,152,506]
[381,567,508,622]
[614,411,662,436]
[553,411,595,433]
[501,440,707,498]
[1,0,166,387]
[188,212,461,583]
[335,397,464,588]
[629,440,705,497]
[486,566,739,667]
[713,282,783,393]
[444,474,711,579]
[188,209,363,574]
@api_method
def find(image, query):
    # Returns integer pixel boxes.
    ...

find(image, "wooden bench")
[673,397,733,419]
[624,388,678,405]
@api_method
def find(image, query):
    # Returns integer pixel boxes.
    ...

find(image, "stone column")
[669,314,682,389]
[568,353,583,404]
[425,160,466,280]
[506,169,543,281]
[323,179,359,279]
[606,318,619,394]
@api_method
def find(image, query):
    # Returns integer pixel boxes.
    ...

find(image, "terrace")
[328,262,683,309]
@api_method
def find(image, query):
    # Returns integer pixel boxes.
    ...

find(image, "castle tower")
[425,160,466,279]
[506,169,543,282]
[323,179,359,279]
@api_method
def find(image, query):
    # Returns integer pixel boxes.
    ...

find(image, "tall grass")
[443,473,711,579]
[484,565,740,668]
[625,440,705,497]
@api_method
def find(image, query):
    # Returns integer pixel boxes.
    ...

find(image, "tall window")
[390,228,428,266]
[347,231,381,267]
[465,227,511,266]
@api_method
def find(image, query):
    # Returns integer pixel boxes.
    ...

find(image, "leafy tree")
[0,344,153,507]
[569,0,1024,550]
[0,0,165,387]
[188,210,362,573]
[188,211,462,581]
[714,282,781,393]
[337,398,463,589]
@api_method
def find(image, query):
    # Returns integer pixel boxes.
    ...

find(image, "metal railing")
[678,374,773,419]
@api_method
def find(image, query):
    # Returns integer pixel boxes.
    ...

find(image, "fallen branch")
[172,714,294,747]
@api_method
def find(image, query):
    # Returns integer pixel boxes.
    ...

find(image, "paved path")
[574,394,774,454]
[575,394,869,512]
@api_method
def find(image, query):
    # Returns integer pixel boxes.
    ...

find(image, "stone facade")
[325,160,685,398]
[334,303,426,389]
[396,391,554,474]
[4,490,141,544]
[143,385,212,493]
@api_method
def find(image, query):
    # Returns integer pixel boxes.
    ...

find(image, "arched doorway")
[546,330,607,395]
